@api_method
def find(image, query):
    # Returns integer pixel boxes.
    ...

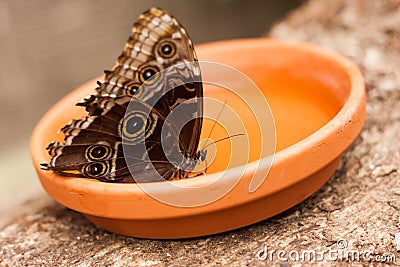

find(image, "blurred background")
[0,0,303,199]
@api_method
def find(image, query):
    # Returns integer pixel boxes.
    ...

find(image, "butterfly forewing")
[99,7,203,161]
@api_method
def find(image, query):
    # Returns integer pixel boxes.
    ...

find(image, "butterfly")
[41,7,206,183]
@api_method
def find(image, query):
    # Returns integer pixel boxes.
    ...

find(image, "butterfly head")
[174,149,207,179]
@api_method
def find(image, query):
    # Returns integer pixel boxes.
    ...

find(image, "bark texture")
[1,0,400,266]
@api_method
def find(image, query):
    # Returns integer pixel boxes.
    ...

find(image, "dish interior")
[197,43,350,174]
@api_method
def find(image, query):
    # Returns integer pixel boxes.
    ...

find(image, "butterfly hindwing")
[43,95,183,182]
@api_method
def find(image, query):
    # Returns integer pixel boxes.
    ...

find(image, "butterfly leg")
[185,170,206,178]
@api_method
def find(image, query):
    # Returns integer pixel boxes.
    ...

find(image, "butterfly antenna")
[200,100,228,151]
[195,133,243,177]
[202,133,245,150]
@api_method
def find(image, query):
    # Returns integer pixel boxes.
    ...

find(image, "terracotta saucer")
[31,38,365,239]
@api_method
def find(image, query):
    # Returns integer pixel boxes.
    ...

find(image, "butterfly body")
[41,7,205,183]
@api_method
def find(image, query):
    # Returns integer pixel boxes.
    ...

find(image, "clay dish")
[31,39,365,239]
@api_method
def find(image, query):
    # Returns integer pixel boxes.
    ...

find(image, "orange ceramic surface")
[30,39,365,239]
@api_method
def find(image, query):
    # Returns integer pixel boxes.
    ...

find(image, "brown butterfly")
[41,7,205,183]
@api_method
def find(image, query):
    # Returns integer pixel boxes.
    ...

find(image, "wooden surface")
[1,0,400,266]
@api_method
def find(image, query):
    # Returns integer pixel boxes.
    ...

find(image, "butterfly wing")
[43,7,203,182]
